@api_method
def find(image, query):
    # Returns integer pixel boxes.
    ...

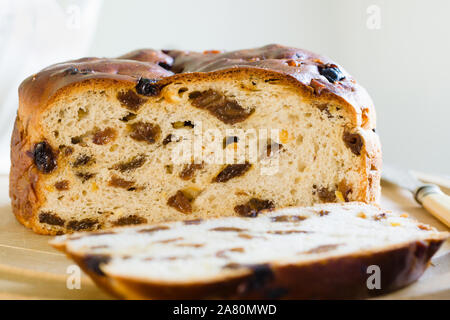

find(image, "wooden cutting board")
[0,174,448,300]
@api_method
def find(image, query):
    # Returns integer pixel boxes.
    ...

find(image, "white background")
[1,0,449,175]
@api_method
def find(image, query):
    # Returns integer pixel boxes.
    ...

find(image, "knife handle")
[416,185,450,228]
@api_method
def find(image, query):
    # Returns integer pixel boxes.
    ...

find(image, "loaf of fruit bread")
[11,44,381,235]
[51,203,448,299]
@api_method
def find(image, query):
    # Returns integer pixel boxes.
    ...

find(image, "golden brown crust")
[55,238,445,299]
[10,44,381,234]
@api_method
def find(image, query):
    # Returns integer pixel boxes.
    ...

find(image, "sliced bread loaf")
[51,203,448,299]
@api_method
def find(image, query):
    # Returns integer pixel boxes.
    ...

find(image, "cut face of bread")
[11,45,381,234]
[51,203,448,299]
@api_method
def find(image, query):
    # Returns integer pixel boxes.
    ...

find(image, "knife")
[382,164,450,228]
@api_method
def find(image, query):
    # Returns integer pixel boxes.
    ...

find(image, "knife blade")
[381,163,450,228]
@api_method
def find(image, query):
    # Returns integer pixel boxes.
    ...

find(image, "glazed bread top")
[18,44,375,130]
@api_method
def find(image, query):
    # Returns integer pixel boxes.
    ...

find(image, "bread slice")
[11,44,381,234]
[51,203,448,299]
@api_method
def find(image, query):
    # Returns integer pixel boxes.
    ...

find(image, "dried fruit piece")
[109,175,135,190]
[210,227,247,232]
[33,141,57,173]
[92,127,117,145]
[39,212,65,226]
[76,172,95,183]
[343,131,363,156]
[214,162,252,183]
[120,112,137,122]
[167,190,192,214]
[114,215,147,226]
[234,198,275,217]
[162,134,174,145]
[271,215,306,222]
[317,187,336,202]
[138,226,170,233]
[189,90,255,124]
[129,121,161,144]
[73,154,92,167]
[135,78,160,96]
[67,218,98,231]
[117,89,147,111]
[318,64,345,83]
[54,180,69,191]
[179,163,204,180]
[112,154,146,172]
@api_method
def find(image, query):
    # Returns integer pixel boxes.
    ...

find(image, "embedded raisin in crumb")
[71,136,82,144]
[268,230,309,235]
[109,175,135,189]
[223,136,239,149]
[129,121,161,144]
[75,172,95,183]
[135,78,160,96]
[210,227,247,232]
[54,180,69,191]
[214,162,252,183]
[67,218,98,231]
[33,141,57,173]
[271,215,306,222]
[138,225,170,233]
[117,89,147,111]
[234,198,275,217]
[318,210,330,216]
[343,131,363,156]
[114,215,147,226]
[112,154,146,172]
[318,64,345,83]
[317,187,336,202]
[183,219,203,225]
[92,127,117,145]
[189,89,255,124]
[167,190,192,214]
[162,134,173,145]
[39,212,65,226]
[265,139,283,157]
[60,145,74,156]
[120,112,137,122]
[305,244,340,254]
[179,163,204,180]
[73,154,92,167]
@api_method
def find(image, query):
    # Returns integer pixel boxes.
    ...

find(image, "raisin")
[73,154,92,167]
[75,172,95,182]
[223,136,239,149]
[33,142,57,173]
[317,187,336,202]
[114,215,147,226]
[343,131,363,156]
[129,121,161,144]
[234,198,275,217]
[210,227,247,232]
[67,218,98,231]
[92,127,117,145]
[112,154,146,172]
[189,89,255,124]
[305,244,340,254]
[214,162,252,183]
[120,112,137,122]
[138,226,170,233]
[179,163,204,180]
[162,134,173,145]
[109,175,135,189]
[54,180,69,191]
[135,78,160,96]
[318,64,345,83]
[39,212,65,226]
[167,190,192,214]
[271,215,306,222]
[117,89,147,111]
[71,136,82,144]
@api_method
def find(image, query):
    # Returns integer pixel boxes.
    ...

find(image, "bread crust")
[10,44,381,234]
[55,237,446,299]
